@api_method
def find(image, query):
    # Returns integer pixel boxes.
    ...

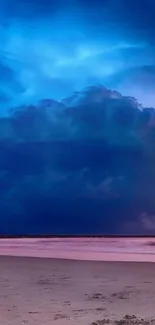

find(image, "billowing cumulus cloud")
[0,85,155,235]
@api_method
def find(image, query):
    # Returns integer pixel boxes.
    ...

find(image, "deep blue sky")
[0,0,155,114]
[1,0,155,235]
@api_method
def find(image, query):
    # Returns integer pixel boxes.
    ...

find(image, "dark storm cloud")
[0,86,155,235]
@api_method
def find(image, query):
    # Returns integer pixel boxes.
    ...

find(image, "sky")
[1,0,155,235]
[1,0,155,113]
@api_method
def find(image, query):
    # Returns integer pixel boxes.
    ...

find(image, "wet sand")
[0,237,155,262]
[0,238,155,324]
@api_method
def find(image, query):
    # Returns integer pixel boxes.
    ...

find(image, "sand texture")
[0,238,155,324]
[1,258,155,325]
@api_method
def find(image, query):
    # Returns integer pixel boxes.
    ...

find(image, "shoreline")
[0,237,155,262]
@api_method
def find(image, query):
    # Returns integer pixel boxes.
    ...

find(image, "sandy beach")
[1,238,155,325]
[1,237,155,262]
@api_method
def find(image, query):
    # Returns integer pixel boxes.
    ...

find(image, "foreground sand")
[1,257,155,325]
[1,237,155,325]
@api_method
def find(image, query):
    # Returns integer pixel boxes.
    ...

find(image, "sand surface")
[1,256,155,325]
[0,238,155,324]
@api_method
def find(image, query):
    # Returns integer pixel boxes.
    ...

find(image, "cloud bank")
[0,85,155,234]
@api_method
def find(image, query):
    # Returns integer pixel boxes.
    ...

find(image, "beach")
[1,238,155,324]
